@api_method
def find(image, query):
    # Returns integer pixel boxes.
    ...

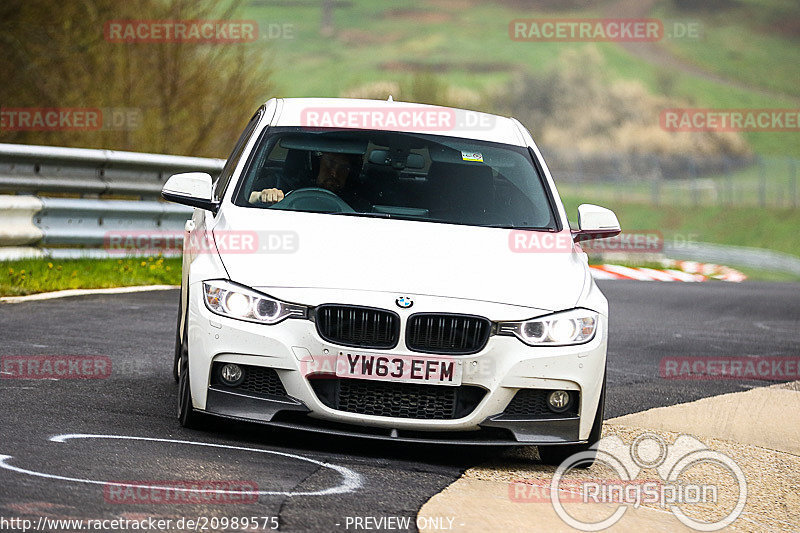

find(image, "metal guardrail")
[0,143,224,198]
[38,198,193,246]
[663,242,800,277]
[1,143,799,276]
[0,142,215,258]
[0,195,193,259]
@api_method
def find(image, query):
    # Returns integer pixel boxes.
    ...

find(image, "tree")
[0,0,274,157]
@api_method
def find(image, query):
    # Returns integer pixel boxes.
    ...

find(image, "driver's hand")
[248,188,285,204]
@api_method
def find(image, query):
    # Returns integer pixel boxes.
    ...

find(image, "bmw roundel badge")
[395,296,413,309]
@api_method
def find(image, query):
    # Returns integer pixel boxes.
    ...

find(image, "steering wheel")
[268,187,355,213]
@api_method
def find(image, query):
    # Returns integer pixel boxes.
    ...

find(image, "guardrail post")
[0,196,44,246]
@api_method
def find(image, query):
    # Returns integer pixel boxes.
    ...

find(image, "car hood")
[213,208,588,312]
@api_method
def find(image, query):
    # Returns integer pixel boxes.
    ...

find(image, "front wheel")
[537,374,606,468]
[172,295,183,383]
[177,324,204,429]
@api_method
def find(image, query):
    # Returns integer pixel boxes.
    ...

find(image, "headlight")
[202,279,307,325]
[497,309,599,346]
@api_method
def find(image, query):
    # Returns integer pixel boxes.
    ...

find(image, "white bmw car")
[162,97,620,464]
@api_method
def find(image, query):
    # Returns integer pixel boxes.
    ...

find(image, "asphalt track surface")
[0,281,797,532]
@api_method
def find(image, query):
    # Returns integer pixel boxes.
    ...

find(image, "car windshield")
[232,127,557,229]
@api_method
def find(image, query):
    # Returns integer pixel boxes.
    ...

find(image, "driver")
[248,151,360,205]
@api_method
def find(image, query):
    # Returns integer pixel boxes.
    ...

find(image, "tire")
[537,373,606,468]
[177,318,204,429]
[172,294,183,383]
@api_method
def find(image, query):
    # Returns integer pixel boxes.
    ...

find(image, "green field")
[1,237,795,297]
[4,0,798,296]
[241,0,800,156]
[653,0,800,99]
[560,195,800,258]
[0,257,181,297]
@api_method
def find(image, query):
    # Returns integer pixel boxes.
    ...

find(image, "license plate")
[335,352,463,386]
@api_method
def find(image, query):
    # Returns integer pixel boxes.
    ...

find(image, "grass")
[2,253,791,299]
[240,0,800,157]
[1,235,796,297]
[0,256,181,297]
[652,0,800,98]
[595,42,800,157]
[726,264,800,282]
[560,195,800,258]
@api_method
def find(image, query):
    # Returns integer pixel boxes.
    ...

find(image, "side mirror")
[161,172,218,213]
[572,204,621,243]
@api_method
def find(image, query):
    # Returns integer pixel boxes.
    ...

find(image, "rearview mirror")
[572,204,621,242]
[161,172,218,213]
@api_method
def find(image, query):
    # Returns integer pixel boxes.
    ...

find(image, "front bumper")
[187,284,607,444]
[204,387,580,445]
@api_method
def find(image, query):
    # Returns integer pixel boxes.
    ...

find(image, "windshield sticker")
[461,151,483,162]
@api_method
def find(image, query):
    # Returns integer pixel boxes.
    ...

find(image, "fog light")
[547,390,571,413]
[220,363,244,387]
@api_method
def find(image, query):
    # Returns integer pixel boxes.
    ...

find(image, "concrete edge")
[607,382,800,455]
[418,382,800,532]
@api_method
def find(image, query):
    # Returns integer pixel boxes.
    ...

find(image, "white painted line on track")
[0,285,179,304]
[0,433,363,497]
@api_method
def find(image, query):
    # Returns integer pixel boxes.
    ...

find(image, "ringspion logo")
[543,433,747,531]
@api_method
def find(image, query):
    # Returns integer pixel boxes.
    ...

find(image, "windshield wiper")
[330,212,551,228]
[329,211,393,218]
[330,211,445,222]
[478,224,556,230]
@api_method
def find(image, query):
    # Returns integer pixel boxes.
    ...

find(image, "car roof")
[269,97,527,146]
